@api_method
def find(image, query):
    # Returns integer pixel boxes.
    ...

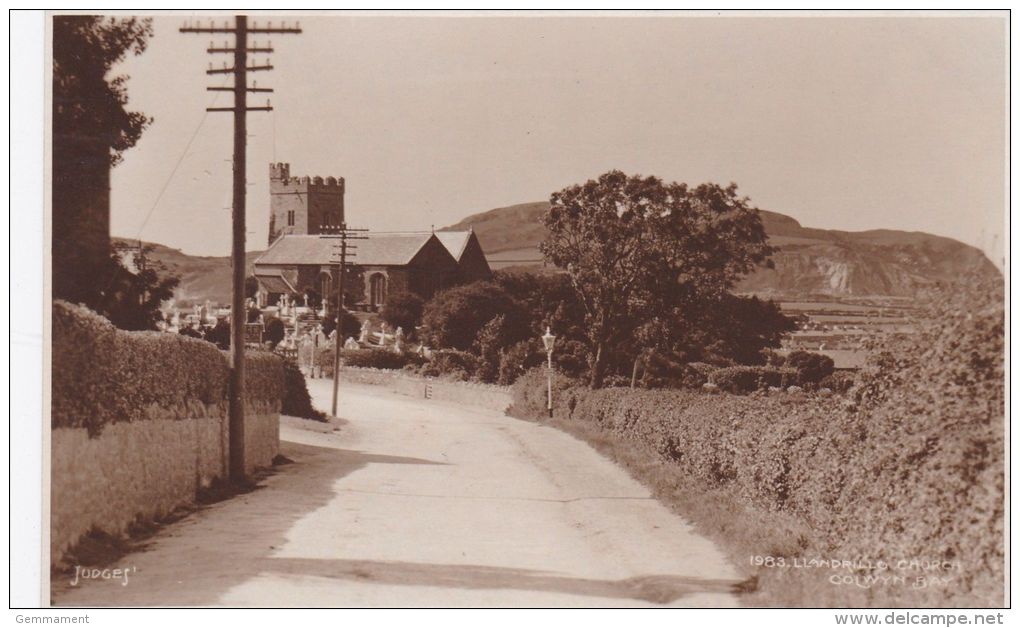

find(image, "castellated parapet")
[267,162,346,245]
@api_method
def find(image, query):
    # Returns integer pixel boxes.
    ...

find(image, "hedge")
[511,367,845,513]
[344,348,424,371]
[53,301,285,437]
[785,350,835,384]
[508,288,1004,605]
[416,349,481,381]
[708,365,799,393]
[317,347,423,377]
[236,348,287,407]
[281,359,325,421]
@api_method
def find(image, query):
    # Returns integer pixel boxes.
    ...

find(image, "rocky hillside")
[444,203,999,298]
[124,201,998,305]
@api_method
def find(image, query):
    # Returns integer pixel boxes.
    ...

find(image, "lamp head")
[541,326,556,352]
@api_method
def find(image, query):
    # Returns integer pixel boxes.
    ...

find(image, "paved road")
[53,379,744,607]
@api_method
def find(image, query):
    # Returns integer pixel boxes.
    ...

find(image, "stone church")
[254,163,491,311]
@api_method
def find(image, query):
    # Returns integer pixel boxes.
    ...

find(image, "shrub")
[819,371,855,394]
[497,339,545,386]
[264,317,285,347]
[508,366,583,420]
[321,309,361,340]
[492,338,587,387]
[473,315,509,383]
[177,325,204,340]
[206,318,231,350]
[493,271,587,338]
[421,282,528,350]
[551,338,590,380]
[280,360,325,421]
[785,350,835,384]
[709,365,798,394]
[418,349,480,381]
[602,374,632,388]
[638,353,712,389]
[675,363,711,389]
[686,362,716,379]
[380,291,424,335]
[761,348,787,367]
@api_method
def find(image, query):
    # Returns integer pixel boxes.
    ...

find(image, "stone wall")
[50,302,285,567]
[339,366,512,413]
[245,402,282,474]
[50,403,279,567]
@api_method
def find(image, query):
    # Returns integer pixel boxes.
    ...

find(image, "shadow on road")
[52,439,449,607]
[255,556,752,605]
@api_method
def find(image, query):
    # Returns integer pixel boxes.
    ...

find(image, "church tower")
[267,162,345,245]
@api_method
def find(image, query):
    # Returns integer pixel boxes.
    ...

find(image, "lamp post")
[541,327,556,418]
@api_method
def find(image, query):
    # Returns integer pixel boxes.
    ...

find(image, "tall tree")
[53,16,153,166]
[52,16,153,307]
[541,171,773,387]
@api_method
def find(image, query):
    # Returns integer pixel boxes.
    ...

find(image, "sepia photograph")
[22,8,1009,615]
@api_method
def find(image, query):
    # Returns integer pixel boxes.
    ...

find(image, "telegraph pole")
[181,16,301,481]
[321,223,368,418]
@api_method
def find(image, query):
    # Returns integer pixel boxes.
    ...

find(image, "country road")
[53,379,745,607]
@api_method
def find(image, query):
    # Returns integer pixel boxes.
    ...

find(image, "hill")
[122,201,998,305]
[113,238,263,306]
[442,203,999,298]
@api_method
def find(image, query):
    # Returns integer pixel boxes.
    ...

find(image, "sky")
[106,13,1007,264]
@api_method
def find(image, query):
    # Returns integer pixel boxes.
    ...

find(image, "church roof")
[253,271,296,294]
[256,233,449,267]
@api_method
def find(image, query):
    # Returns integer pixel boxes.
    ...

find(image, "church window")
[369,273,387,308]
